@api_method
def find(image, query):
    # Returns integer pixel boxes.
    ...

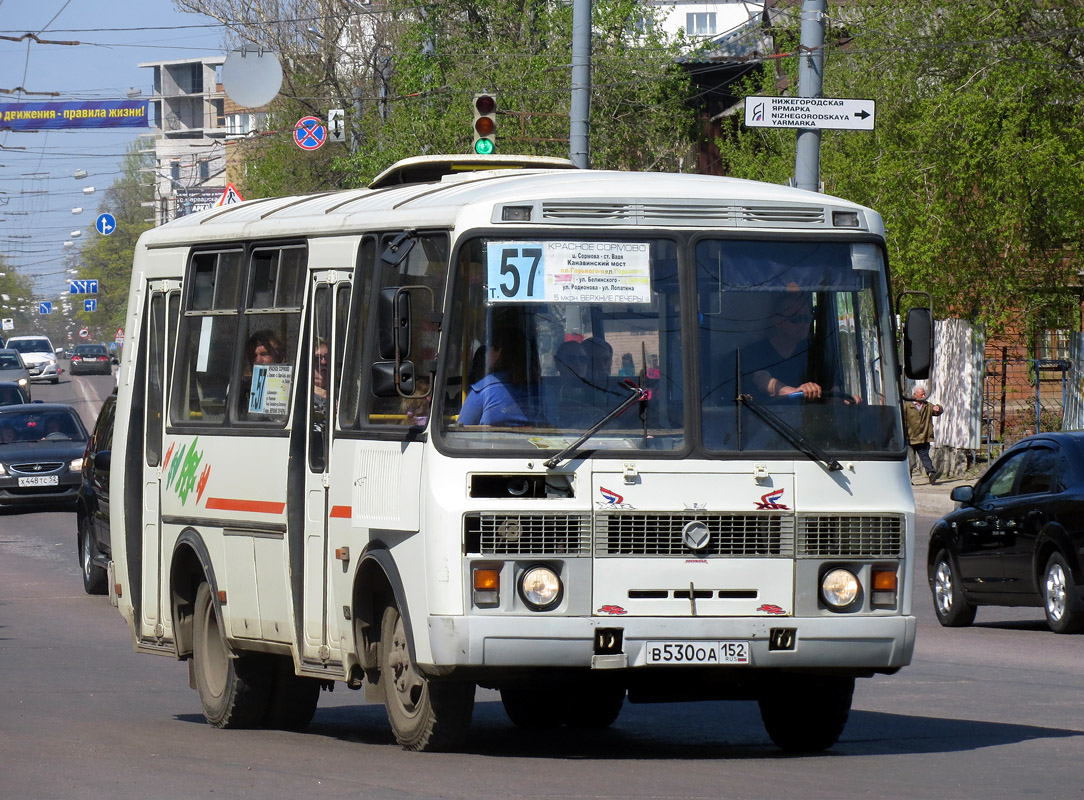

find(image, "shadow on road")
[177,697,1081,759]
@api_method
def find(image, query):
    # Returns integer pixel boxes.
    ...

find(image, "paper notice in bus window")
[248,364,293,415]
[486,241,652,304]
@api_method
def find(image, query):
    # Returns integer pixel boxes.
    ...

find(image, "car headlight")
[821,568,860,610]
[518,565,562,610]
[0,463,6,476]
[69,457,84,471]
[17,377,27,387]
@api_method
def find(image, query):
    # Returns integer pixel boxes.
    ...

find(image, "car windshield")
[8,339,51,355]
[0,353,22,369]
[0,409,87,443]
[0,386,28,406]
[75,346,107,356]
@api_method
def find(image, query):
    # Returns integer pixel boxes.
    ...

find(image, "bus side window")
[338,237,377,430]
[364,232,447,428]
[170,250,242,425]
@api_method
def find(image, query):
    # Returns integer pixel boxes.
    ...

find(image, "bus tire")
[265,656,323,731]
[379,602,474,751]
[192,582,271,728]
[932,549,976,627]
[500,685,562,729]
[758,675,854,752]
[79,517,107,595]
[562,683,624,729]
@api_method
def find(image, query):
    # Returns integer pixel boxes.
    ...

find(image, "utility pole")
[793,0,826,192]
[570,0,591,169]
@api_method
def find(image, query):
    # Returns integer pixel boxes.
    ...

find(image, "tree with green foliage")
[75,142,154,338]
[0,254,37,337]
[716,1,1084,333]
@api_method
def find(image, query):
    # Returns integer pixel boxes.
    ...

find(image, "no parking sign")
[294,116,327,151]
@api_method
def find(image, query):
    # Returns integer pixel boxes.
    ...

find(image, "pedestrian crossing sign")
[215,183,245,207]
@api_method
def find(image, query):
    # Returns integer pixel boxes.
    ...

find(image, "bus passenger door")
[301,271,351,662]
[140,281,180,642]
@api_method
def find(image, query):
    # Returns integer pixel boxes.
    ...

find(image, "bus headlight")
[820,568,860,610]
[519,565,562,610]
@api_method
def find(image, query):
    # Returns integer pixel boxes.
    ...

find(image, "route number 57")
[489,245,544,301]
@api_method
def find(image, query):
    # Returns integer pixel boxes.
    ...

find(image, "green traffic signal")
[474,138,495,155]
[472,92,497,155]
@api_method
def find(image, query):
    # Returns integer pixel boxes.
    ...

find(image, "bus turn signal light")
[473,567,500,608]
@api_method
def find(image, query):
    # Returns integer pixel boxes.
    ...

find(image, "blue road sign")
[294,116,327,151]
[39,301,52,314]
[69,279,99,294]
[84,298,97,312]
[96,213,116,235]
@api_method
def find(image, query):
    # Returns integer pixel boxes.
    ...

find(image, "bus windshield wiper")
[737,393,843,472]
[544,380,648,469]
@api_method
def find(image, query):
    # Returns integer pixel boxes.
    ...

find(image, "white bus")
[108,154,929,752]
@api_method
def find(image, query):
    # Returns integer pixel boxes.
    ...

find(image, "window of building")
[686,12,717,35]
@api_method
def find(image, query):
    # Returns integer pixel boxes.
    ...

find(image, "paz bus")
[107,154,930,752]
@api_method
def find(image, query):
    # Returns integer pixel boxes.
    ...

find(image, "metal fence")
[982,355,1071,459]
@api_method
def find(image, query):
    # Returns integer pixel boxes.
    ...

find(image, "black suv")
[76,391,116,595]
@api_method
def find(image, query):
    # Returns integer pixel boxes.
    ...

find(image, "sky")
[0,0,228,304]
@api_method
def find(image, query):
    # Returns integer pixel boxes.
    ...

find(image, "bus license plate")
[18,475,58,487]
[646,641,750,665]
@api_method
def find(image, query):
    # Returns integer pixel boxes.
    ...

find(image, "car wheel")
[758,675,854,752]
[379,601,474,751]
[79,517,107,595]
[932,549,976,627]
[192,582,272,728]
[1042,552,1084,634]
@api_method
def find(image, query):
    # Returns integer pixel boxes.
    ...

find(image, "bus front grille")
[466,513,592,556]
[796,514,904,558]
[594,513,794,557]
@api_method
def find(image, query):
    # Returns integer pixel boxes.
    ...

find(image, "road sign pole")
[794,0,826,192]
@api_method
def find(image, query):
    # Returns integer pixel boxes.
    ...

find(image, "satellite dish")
[222,48,283,108]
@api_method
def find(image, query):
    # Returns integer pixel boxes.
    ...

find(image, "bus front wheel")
[192,582,271,728]
[758,675,854,752]
[379,602,474,751]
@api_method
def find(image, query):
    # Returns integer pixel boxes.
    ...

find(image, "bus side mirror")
[903,306,933,380]
[371,360,416,398]
[378,287,411,360]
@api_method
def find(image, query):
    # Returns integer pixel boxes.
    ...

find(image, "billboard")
[0,100,148,131]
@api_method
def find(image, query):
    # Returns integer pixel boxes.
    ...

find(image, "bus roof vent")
[541,201,634,221]
[740,205,825,225]
[639,202,738,223]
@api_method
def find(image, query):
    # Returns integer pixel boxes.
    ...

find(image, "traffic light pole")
[570,0,592,169]
[793,0,826,192]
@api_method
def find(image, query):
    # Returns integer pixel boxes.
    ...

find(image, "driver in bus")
[741,291,823,402]
[458,322,539,426]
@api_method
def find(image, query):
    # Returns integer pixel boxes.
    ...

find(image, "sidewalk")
[910,473,972,517]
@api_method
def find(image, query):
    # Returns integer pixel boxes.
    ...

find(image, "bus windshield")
[441,236,685,453]
[440,235,903,457]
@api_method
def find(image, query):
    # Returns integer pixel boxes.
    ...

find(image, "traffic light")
[472,93,497,155]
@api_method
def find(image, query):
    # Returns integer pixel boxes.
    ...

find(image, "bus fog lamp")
[821,568,859,610]
[519,566,561,610]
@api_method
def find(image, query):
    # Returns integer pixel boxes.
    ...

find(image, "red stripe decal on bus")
[329,505,351,518]
[205,497,286,514]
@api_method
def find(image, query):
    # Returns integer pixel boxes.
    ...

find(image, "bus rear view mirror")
[371,360,415,398]
[378,287,411,360]
[903,306,933,380]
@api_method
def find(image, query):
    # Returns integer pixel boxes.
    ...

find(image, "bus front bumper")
[425,614,916,673]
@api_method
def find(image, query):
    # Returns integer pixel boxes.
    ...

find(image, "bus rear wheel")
[192,582,271,728]
[379,602,474,751]
[758,675,854,752]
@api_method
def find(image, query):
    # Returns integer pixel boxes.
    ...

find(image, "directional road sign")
[69,279,99,294]
[84,298,97,312]
[39,302,52,315]
[744,96,876,131]
[327,108,345,142]
[96,212,116,235]
[294,116,327,150]
[1,318,13,331]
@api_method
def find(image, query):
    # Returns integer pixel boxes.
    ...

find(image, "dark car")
[0,403,89,508]
[927,431,1084,634]
[0,381,30,407]
[70,343,113,376]
[76,391,115,594]
[0,349,31,398]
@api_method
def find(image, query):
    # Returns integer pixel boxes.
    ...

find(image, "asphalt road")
[1,372,1082,799]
